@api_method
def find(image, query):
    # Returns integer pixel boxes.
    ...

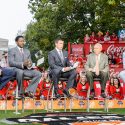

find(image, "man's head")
[15,35,25,48]
[94,43,102,55]
[55,38,64,50]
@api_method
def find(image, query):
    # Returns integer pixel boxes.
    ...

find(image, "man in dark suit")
[8,36,42,98]
[48,38,77,98]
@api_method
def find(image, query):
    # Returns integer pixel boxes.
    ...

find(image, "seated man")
[119,52,125,83]
[0,67,16,90]
[8,36,42,98]
[48,38,77,98]
[85,43,109,98]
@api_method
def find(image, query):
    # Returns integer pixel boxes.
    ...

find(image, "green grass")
[0,109,125,125]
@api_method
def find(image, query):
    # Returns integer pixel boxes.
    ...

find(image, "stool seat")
[93,78,101,81]
[59,78,68,81]
[10,77,32,81]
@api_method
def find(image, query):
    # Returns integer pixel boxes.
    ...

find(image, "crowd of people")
[84,31,119,43]
[73,31,124,44]
[0,36,125,100]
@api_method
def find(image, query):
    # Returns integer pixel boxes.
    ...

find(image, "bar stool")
[87,77,108,112]
[47,77,72,112]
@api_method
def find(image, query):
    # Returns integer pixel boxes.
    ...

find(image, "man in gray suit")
[85,43,109,98]
[8,36,42,98]
[48,38,77,98]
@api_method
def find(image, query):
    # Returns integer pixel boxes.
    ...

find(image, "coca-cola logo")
[72,48,83,52]
[107,45,125,54]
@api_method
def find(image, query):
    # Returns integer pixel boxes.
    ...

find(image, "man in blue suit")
[0,67,16,90]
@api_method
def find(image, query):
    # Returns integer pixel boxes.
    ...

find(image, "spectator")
[58,81,66,95]
[107,77,114,99]
[110,78,124,100]
[0,51,8,67]
[97,31,104,42]
[104,32,111,42]
[90,32,97,42]
[84,34,90,42]
[111,33,118,42]
[77,74,89,99]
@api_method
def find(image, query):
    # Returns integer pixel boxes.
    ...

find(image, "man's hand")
[27,60,32,68]
[23,60,29,67]
[64,67,71,72]
[88,68,93,72]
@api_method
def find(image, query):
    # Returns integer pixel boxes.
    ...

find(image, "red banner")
[71,44,84,56]
[84,42,125,57]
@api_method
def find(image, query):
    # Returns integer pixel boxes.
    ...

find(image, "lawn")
[0,109,125,125]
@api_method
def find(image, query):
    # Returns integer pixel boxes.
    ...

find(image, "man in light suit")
[85,43,109,97]
[119,52,125,83]
[48,38,77,98]
[8,36,42,98]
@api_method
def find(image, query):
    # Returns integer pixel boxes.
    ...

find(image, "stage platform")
[0,99,125,110]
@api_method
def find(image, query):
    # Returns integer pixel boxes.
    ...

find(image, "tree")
[25,0,125,67]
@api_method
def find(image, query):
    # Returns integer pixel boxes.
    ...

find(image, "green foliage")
[25,0,125,67]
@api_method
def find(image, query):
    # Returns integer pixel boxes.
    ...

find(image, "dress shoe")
[63,90,72,98]
[89,89,95,99]
[54,90,61,99]
[101,90,106,98]
[28,92,34,98]
[24,92,34,98]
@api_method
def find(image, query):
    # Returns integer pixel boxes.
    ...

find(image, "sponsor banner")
[1,100,125,110]
[84,43,125,57]
[71,44,84,56]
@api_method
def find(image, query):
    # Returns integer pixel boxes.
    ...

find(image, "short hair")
[94,43,102,49]
[54,38,64,44]
[15,35,24,42]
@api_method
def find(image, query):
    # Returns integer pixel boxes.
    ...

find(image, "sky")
[0,0,32,45]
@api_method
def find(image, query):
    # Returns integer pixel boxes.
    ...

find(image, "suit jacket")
[84,52,109,72]
[8,47,32,69]
[48,49,71,75]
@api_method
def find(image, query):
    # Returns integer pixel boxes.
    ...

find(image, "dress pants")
[14,68,42,95]
[51,69,77,91]
[86,71,109,91]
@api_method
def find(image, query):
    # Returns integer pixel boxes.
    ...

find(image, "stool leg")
[64,95,66,112]
[33,98,35,113]
[22,97,24,113]
[14,86,20,114]
[69,98,72,112]
[47,83,53,112]
[87,87,90,112]
[104,97,108,112]
[51,85,54,112]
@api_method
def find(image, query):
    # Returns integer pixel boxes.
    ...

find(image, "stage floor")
[2,112,125,125]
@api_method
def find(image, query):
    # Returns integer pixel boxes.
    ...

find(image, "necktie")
[20,48,24,61]
[59,50,64,63]
[20,48,23,55]
[95,55,99,76]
